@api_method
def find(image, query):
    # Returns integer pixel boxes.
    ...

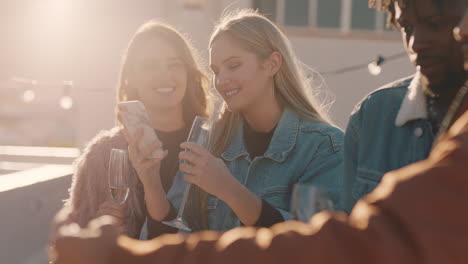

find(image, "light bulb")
[60,95,73,109]
[22,90,35,103]
[368,62,382,76]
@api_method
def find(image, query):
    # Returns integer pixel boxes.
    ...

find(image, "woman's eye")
[229,63,240,70]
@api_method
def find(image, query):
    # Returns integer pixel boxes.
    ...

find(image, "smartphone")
[118,100,164,159]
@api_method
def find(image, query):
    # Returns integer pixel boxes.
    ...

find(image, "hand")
[96,201,127,235]
[52,216,119,264]
[122,127,168,186]
[178,142,236,198]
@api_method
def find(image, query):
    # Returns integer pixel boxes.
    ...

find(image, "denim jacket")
[200,108,344,231]
[341,72,435,212]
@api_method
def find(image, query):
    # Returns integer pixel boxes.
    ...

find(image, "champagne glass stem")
[175,182,192,219]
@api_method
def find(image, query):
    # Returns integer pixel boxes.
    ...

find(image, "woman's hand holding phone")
[122,128,167,186]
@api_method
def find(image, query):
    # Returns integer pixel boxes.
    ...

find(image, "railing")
[0,145,79,264]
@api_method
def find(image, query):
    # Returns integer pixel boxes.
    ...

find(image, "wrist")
[143,182,170,222]
[217,176,242,204]
[141,172,163,190]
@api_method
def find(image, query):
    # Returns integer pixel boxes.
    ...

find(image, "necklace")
[432,80,468,148]
[426,95,444,134]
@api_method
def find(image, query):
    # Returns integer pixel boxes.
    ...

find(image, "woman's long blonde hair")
[210,9,331,155]
[189,9,331,230]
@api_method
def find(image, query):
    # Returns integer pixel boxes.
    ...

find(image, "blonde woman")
[176,9,344,231]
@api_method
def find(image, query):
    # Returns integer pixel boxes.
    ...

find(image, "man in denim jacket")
[341,0,467,212]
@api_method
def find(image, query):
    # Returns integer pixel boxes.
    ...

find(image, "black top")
[144,126,190,239]
[156,127,189,192]
[242,122,284,226]
[243,121,276,158]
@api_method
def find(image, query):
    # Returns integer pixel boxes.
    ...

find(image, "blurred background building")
[1,0,414,148]
[0,0,414,263]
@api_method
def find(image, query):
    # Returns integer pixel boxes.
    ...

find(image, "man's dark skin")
[395,0,466,129]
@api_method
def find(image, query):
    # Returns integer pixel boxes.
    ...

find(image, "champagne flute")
[290,184,333,222]
[163,116,212,232]
[108,149,130,204]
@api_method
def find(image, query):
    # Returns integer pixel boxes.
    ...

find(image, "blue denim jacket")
[341,73,435,212]
[200,108,344,231]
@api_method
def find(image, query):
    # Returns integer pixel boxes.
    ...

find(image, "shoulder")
[298,120,344,153]
[352,75,413,116]
[347,75,413,129]
[75,127,126,164]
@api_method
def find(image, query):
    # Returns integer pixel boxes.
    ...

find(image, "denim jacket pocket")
[352,168,381,201]
[258,186,290,211]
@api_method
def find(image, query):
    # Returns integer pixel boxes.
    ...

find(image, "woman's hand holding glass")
[95,201,128,235]
[178,142,236,199]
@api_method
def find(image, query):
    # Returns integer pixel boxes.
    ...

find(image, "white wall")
[290,36,414,128]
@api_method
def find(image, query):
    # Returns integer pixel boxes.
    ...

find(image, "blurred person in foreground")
[51,2,468,264]
[341,0,467,212]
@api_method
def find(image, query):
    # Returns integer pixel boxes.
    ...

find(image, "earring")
[453,27,462,42]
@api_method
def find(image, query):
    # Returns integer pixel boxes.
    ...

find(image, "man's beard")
[423,70,466,98]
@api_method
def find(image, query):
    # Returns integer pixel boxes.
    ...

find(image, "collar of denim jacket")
[221,108,299,162]
[395,70,428,127]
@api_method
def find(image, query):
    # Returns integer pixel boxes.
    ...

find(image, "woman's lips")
[224,89,239,98]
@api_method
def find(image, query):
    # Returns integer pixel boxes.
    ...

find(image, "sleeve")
[243,200,284,228]
[61,131,146,239]
[66,141,109,228]
[295,130,344,214]
[50,140,109,242]
[146,204,179,239]
[341,113,360,213]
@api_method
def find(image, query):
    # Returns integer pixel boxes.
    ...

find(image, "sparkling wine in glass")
[163,116,211,232]
[108,149,130,204]
[290,184,333,222]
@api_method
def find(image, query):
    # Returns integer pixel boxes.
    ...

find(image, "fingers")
[128,140,165,166]
[138,150,168,172]
[179,150,202,166]
[96,201,126,220]
[141,140,163,158]
[183,173,199,185]
[180,142,208,156]
[179,161,201,175]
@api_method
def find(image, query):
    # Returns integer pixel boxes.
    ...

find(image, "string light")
[22,80,37,103]
[22,89,35,103]
[368,55,385,76]
[60,81,73,110]
[11,77,75,109]
[321,52,407,76]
